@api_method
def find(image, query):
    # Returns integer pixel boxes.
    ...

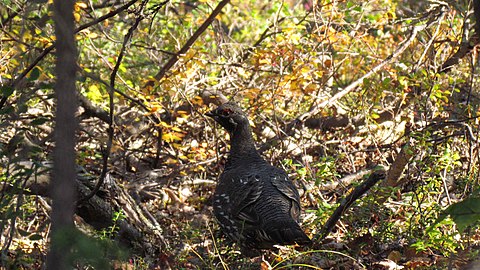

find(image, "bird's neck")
[228,123,262,162]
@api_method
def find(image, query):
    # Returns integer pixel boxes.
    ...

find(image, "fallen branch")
[259,11,441,153]
[3,161,165,250]
[316,168,386,241]
[440,0,480,72]
[317,168,373,191]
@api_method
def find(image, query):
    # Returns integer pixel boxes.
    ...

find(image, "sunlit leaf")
[87,84,103,103]
[433,197,480,233]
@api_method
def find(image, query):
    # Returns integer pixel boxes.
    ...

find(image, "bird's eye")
[220,108,233,117]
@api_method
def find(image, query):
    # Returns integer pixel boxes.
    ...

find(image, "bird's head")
[205,102,249,133]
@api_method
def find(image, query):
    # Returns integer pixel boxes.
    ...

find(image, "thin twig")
[259,12,442,153]
[75,0,139,33]
[440,1,480,72]
[146,0,231,86]
[0,0,139,111]
[78,1,147,204]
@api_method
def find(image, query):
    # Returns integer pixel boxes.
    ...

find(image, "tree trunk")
[46,0,78,268]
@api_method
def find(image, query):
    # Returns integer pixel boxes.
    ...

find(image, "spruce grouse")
[206,101,311,256]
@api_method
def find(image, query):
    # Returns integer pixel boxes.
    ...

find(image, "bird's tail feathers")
[265,220,311,246]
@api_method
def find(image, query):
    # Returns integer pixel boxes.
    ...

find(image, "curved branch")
[316,168,386,241]
[300,23,428,122]
[78,1,147,205]
[0,0,139,110]
[259,11,442,153]
[146,0,231,87]
[440,1,480,72]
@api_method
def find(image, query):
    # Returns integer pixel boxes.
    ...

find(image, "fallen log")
[2,161,165,253]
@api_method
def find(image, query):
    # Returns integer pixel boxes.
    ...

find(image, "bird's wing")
[230,174,264,225]
[270,169,302,219]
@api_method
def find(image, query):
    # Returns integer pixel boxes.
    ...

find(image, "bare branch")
[0,0,140,110]
[259,12,442,153]
[79,1,147,205]
[146,0,231,86]
[440,1,480,72]
[316,168,386,241]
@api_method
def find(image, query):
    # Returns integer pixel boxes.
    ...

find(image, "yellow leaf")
[171,126,183,132]
[303,83,316,93]
[165,158,178,164]
[259,58,270,65]
[76,2,88,8]
[191,96,204,105]
[300,66,312,77]
[86,32,98,39]
[159,121,171,128]
[162,133,174,142]
[162,132,184,143]
[18,44,26,52]
[87,84,103,102]
[176,110,189,117]
[194,59,206,69]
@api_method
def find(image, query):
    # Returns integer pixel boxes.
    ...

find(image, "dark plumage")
[206,101,311,256]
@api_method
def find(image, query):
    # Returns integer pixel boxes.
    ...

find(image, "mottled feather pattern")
[206,102,311,256]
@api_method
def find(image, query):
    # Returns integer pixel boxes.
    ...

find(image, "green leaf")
[18,229,30,237]
[30,117,49,125]
[436,197,480,233]
[0,86,14,96]
[29,234,43,241]
[27,67,41,81]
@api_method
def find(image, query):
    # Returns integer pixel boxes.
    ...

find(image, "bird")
[206,101,311,256]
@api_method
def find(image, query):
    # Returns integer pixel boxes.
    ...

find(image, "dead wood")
[2,162,165,252]
[316,168,386,241]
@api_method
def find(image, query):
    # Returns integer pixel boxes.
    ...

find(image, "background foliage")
[1,0,480,268]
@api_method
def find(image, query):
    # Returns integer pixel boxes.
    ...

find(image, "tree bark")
[47,0,78,268]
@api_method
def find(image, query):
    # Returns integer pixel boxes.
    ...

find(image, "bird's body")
[206,102,310,256]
